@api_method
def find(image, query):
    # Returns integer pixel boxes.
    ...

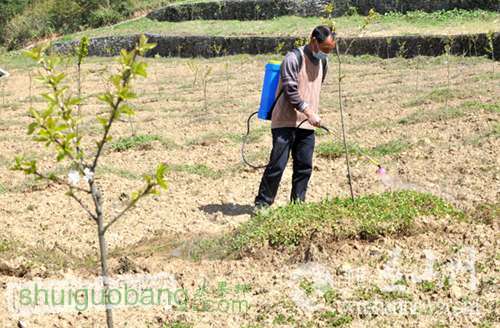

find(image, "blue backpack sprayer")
[241,49,329,170]
[241,47,386,201]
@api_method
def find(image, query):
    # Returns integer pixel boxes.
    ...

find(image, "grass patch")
[161,321,193,328]
[370,139,411,156]
[355,285,412,301]
[0,182,6,194]
[299,278,315,296]
[229,191,464,251]
[98,165,141,180]
[181,191,464,260]
[169,163,222,179]
[319,311,353,327]
[405,88,458,107]
[225,126,268,144]
[417,281,438,293]
[400,100,499,125]
[467,202,499,225]
[0,238,98,273]
[61,10,500,41]
[316,141,359,159]
[317,139,410,159]
[0,239,14,253]
[399,106,464,125]
[460,100,500,114]
[110,134,173,151]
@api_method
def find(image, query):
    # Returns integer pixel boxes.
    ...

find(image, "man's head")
[309,25,336,60]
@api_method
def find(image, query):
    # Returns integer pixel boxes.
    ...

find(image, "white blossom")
[83,167,94,183]
[68,170,80,186]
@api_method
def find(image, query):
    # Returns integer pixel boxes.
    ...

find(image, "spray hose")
[241,113,382,170]
[241,115,330,169]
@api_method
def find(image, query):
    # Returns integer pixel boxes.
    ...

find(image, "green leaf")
[56,151,65,162]
[119,104,135,116]
[41,93,57,105]
[97,116,109,127]
[134,62,148,78]
[23,47,42,62]
[131,191,140,202]
[27,122,38,135]
[156,163,168,190]
[118,87,136,100]
[110,74,122,89]
[66,97,82,107]
[98,92,114,106]
[51,72,66,85]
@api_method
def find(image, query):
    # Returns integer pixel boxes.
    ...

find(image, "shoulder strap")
[292,47,328,83]
[321,58,328,83]
[267,48,326,119]
[291,48,303,72]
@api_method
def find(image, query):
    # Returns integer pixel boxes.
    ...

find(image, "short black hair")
[311,25,334,44]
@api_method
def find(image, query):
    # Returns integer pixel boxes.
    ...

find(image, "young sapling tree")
[201,64,212,111]
[485,31,495,74]
[12,35,166,328]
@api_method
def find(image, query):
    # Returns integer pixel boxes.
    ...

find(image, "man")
[254,25,336,209]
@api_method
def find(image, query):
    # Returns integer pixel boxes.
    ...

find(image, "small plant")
[385,37,392,58]
[322,1,336,31]
[370,139,411,156]
[418,280,437,293]
[444,36,454,110]
[200,64,212,111]
[254,3,261,19]
[293,37,308,48]
[336,8,379,200]
[299,278,315,295]
[274,41,285,55]
[485,30,495,74]
[74,35,89,141]
[110,134,164,152]
[323,287,339,305]
[185,59,200,88]
[13,35,165,328]
[316,141,358,159]
[211,43,224,57]
[414,44,421,94]
[397,40,407,82]
[162,321,193,328]
[319,311,352,327]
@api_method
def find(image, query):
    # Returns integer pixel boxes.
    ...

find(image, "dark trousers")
[255,127,315,206]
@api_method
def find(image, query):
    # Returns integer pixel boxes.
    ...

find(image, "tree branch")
[34,170,91,194]
[68,191,97,221]
[103,183,154,234]
[91,52,138,171]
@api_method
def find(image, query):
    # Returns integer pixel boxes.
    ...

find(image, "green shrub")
[0,0,32,43]
[2,0,135,49]
[3,0,58,49]
[48,0,84,33]
[88,7,124,28]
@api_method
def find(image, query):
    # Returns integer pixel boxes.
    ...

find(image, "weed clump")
[111,134,172,151]
[230,191,463,251]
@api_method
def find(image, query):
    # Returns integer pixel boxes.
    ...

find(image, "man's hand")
[304,107,321,127]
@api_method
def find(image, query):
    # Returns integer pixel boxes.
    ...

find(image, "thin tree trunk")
[92,182,113,328]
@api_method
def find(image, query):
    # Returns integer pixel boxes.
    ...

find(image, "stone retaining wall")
[147,0,500,22]
[51,33,500,60]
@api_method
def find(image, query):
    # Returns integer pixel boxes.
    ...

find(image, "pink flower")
[376,167,386,176]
